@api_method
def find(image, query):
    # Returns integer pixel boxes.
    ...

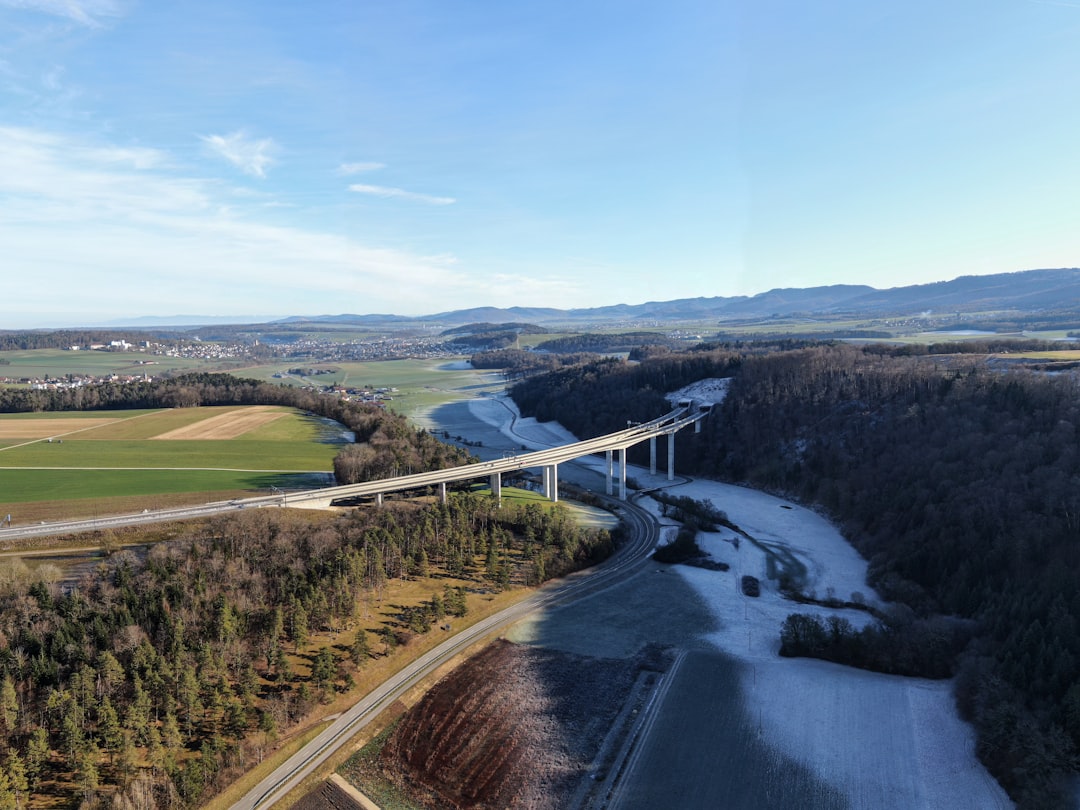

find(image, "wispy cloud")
[0,0,125,27]
[0,126,463,322]
[200,131,277,178]
[349,183,456,205]
[338,161,385,175]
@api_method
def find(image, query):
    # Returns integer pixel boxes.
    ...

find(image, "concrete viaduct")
[283,403,710,510]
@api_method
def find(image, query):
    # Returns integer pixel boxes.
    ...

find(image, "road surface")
[229,495,661,810]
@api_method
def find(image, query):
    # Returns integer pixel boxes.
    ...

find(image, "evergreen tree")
[24,728,48,790]
[75,740,100,800]
[0,677,16,735]
[4,751,27,810]
[310,648,335,691]
[350,630,370,666]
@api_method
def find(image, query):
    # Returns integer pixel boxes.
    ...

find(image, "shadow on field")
[513,563,846,810]
[244,472,334,493]
[418,401,520,458]
[613,649,847,810]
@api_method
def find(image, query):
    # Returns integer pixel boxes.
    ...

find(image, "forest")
[0,483,613,808]
[0,332,183,351]
[438,323,550,352]
[511,342,1080,809]
[532,332,687,354]
[468,348,602,379]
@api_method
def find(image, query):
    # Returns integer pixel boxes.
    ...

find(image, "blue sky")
[2,0,1079,327]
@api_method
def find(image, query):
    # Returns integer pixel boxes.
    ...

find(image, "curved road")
[230,495,662,810]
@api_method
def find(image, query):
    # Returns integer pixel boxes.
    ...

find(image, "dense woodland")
[438,323,550,352]
[0,332,184,352]
[468,349,602,379]
[532,332,687,354]
[512,343,1080,808]
[0,477,612,807]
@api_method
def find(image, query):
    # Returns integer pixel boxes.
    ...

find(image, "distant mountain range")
[109,268,1080,329]
[306,268,1080,327]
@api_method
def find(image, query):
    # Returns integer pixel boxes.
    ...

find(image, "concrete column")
[375,492,383,507]
[544,464,559,502]
[439,481,447,504]
[489,472,502,507]
[619,447,627,501]
[668,433,676,481]
[606,450,614,496]
[696,416,702,434]
[650,436,657,476]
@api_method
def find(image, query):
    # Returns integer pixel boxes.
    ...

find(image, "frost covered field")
[467,388,1012,809]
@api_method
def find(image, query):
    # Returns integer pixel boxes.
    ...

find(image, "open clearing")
[151,405,286,439]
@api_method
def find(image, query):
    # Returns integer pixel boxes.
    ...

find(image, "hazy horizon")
[3,1,1080,327]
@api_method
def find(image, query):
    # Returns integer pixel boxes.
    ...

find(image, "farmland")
[0,347,208,379]
[0,405,345,521]
[228,358,507,418]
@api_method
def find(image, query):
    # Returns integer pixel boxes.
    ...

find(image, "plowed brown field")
[374,639,638,809]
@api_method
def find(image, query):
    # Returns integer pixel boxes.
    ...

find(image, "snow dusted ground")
[465,385,1012,809]
[665,377,731,406]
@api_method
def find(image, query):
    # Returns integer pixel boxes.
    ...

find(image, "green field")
[0,348,208,379]
[229,358,507,418]
[0,439,334,469]
[0,406,344,517]
[0,358,511,521]
[0,468,306,504]
[1008,349,1080,360]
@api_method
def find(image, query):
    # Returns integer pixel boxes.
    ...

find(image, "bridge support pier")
[375,492,383,507]
[606,450,614,496]
[543,464,559,502]
[668,433,676,481]
[650,436,657,475]
[439,482,447,504]
[619,447,627,501]
[489,473,502,507]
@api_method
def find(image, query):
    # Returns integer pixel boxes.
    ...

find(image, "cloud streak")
[200,131,277,178]
[349,183,456,205]
[0,0,124,27]
[0,126,471,323]
[337,161,385,175]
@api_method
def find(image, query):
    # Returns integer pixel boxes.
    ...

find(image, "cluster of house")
[275,377,399,404]
[10,373,154,390]
[68,338,251,362]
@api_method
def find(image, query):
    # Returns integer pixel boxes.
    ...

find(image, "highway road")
[0,406,701,544]
[0,497,272,544]
[229,494,662,810]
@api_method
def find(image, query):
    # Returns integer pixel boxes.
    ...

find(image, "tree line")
[469,349,603,380]
[0,489,614,808]
[510,342,1080,808]
[532,332,686,354]
[0,331,186,351]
